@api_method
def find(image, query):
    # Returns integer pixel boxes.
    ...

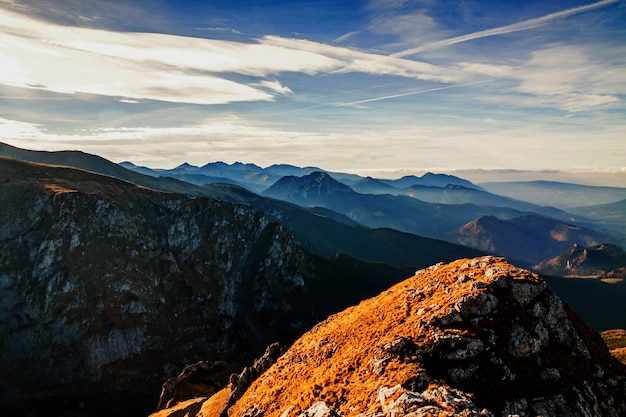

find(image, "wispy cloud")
[391,0,619,57]
[0,7,339,104]
[259,36,461,83]
[0,6,467,106]
[256,80,293,95]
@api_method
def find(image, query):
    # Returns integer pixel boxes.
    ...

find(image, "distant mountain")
[351,176,398,194]
[208,183,484,266]
[454,214,619,266]
[354,181,578,222]
[535,243,626,280]
[384,172,481,189]
[570,199,626,236]
[263,172,592,248]
[121,159,364,192]
[262,171,353,206]
[480,180,626,209]
[264,163,320,178]
[119,161,161,176]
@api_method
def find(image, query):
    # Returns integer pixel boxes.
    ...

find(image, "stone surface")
[157,361,234,410]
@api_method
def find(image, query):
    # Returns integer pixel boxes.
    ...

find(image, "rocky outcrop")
[157,361,234,410]
[162,256,625,417]
[535,243,626,280]
[225,342,283,409]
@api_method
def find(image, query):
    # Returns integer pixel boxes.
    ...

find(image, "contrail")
[391,0,618,58]
[336,79,492,106]
[259,80,407,117]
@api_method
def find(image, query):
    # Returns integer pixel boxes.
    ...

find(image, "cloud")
[259,36,462,83]
[256,80,293,95]
[512,45,622,111]
[452,44,623,113]
[3,108,624,175]
[0,6,467,106]
[391,0,619,57]
[0,117,44,138]
[0,7,339,104]
[195,27,241,34]
[457,62,516,78]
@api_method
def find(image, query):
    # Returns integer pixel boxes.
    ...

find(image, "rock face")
[0,158,407,416]
[535,243,626,280]
[157,361,234,410]
[167,256,626,417]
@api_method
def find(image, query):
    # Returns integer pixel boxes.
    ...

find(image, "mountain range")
[2,141,624,275]
[262,171,623,264]
[1,142,626,416]
[0,142,481,268]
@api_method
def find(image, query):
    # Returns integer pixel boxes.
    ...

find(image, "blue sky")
[0,0,624,183]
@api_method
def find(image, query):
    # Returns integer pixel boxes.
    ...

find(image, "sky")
[0,0,625,184]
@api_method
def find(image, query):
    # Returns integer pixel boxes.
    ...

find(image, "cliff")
[156,256,626,417]
[0,157,409,416]
[535,243,626,280]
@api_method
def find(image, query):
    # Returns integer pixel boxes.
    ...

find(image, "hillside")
[154,257,626,417]
[454,214,619,266]
[480,180,626,209]
[602,329,626,365]
[535,243,626,280]
[570,198,626,236]
[0,157,416,416]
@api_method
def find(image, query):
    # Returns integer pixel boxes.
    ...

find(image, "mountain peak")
[263,171,352,207]
[158,256,626,417]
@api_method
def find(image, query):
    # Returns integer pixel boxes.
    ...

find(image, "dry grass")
[601,329,626,364]
[611,348,626,365]
[44,184,77,194]
[149,398,207,417]
[229,257,537,416]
